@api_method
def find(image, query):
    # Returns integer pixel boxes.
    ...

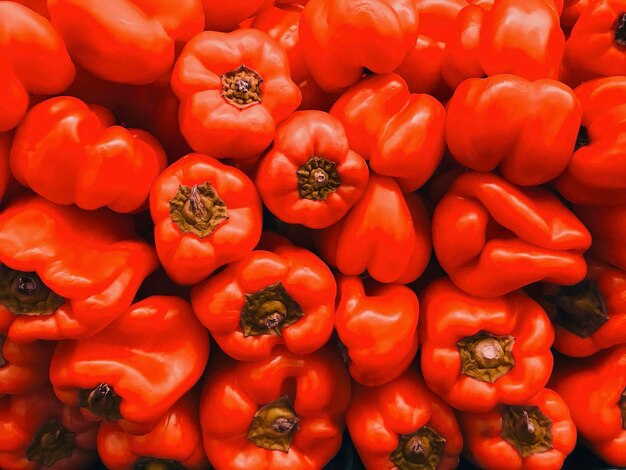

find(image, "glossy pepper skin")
[98,392,209,470]
[50,296,210,435]
[0,387,98,470]
[150,153,262,285]
[202,0,272,31]
[0,196,157,342]
[330,73,446,192]
[458,388,577,470]
[555,77,626,205]
[0,2,75,132]
[0,133,9,203]
[200,346,351,470]
[446,75,581,186]
[574,204,626,272]
[420,278,554,412]
[550,345,626,466]
[346,368,463,470]
[10,96,167,213]
[255,110,369,228]
[191,245,336,361]
[299,0,420,92]
[432,172,591,297]
[335,275,419,386]
[172,28,301,160]
[315,174,431,284]
[48,0,204,85]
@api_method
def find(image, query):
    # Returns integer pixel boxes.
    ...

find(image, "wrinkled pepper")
[10,96,168,213]
[315,174,431,284]
[420,278,555,412]
[200,346,351,469]
[191,245,336,361]
[0,2,74,132]
[458,388,577,469]
[330,73,446,192]
[0,196,157,342]
[446,74,581,186]
[346,368,463,470]
[255,110,369,228]
[574,204,626,272]
[50,296,210,435]
[433,172,591,297]
[172,28,301,159]
[334,275,419,386]
[550,345,626,467]
[202,0,272,31]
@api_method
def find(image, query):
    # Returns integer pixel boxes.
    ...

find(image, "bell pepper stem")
[26,419,75,467]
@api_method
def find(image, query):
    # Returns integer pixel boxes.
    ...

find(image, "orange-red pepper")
[13,0,50,18]
[0,2,74,132]
[150,153,262,285]
[0,196,157,342]
[433,172,591,297]
[50,296,210,435]
[458,388,577,469]
[420,278,555,412]
[574,203,626,272]
[446,74,581,186]
[200,346,351,469]
[255,110,369,228]
[315,174,431,284]
[10,96,167,213]
[191,245,336,361]
[172,28,301,159]
[202,0,272,31]
[330,73,446,192]
[346,368,463,470]
[0,133,9,203]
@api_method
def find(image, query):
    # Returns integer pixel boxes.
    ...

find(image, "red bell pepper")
[0,2,74,132]
[346,368,463,470]
[50,296,210,435]
[560,0,589,31]
[10,96,167,213]
[433,172,591,297]
[315,174,431,284]
[0,133,9,203]
[13,0,50,18]
[200,346,351,469]
[555,77,626,205]
[574,204,626,272]
[255,110,369,228]
[550,345,626,467]
[0,387,98,470]
[0,196,157,342]
[330,73,446,192]
[191,245,336,361]
[172,28,301,160]
[420,278,555,412]
[202,0,272,31]
[458,388,577,469]
[335,275,419,386]
[446,75,581,186]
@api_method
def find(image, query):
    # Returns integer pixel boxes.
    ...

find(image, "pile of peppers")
[1,0,626,469]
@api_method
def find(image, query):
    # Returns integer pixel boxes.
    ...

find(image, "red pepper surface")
[432,172,591,297]
[346,368,463,470]
[98,392,209,470]
[255,110,369,228]
[299,0,420,92]
[0,133,9,203]
[172,28,301,160]
[150,153,262,285]
[47,0,204,85]
[420,278,555,412]
[458,388,577,470]
[560,0,589,31]
[550,345,626,466]
[50,296,210,435]
[0,387,98,470]
[0,196,157,342]
[202,0,272,31]
[191,245,336,361]
[315,174,431,284]
[446,75,581,186]
[10,96,167,213]
[554,77,626,205]
[335,275,419,386]
[13,0,49,18]
[0,2,74,132]
[200,346,351,469]
[330,73,446,192]
[574,204,626,272]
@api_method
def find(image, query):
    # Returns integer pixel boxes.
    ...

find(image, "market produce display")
[0,0,625,469]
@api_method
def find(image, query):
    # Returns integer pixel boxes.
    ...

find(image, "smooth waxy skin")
[574,204,626,272]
